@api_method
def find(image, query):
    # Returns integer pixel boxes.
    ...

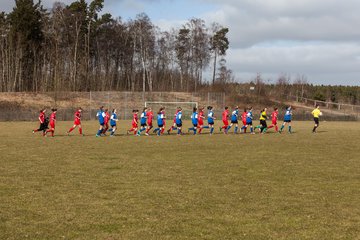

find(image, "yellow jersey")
[259,111,267,120]
[312,108,321,118]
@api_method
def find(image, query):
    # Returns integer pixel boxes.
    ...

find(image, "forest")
[0,0,359,105]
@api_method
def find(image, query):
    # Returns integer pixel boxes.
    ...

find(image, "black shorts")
[314,117,319,125]
[284,119,291,123]
[141,123,147,127]
[246,121,252,125]
[260,120,267,128]
[231,120,238,124]
[158,124,164,128]
[176,123,182,127]
[111,125,116,128]
[193,124,198,127]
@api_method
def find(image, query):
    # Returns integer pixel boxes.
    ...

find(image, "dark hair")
[112,109,116,113]
[100,106,104,109]
[207,106,212,110]
[158,107,164,114]
[51,108,57,112]
[225,106,228,110]
[243,108,247,112]
[193,107,197,112]
[274,107,278,111]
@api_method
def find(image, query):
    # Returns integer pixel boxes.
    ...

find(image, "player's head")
[235,106,239,109]
[112,109,116,113]
[207,106,213,110]
[274,107,278,111]
[248,106,253,111]
[316,104,319,109]
[243,108,247,112]
[264,107,267,111]
[193,107,197,112]
[105,108,108,112]
[99,106,104,110]
[148,107,152,112]
[158,107,163,114]
[51,108,57,112]
[224,106,228,110]
[78,107,83,112]
[178,107,182,112]
[143,107,147,112]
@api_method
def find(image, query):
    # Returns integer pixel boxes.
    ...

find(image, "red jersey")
[74,110,81,125]
[241,112,247,123]
[198,111,204,125]
[132,113,138,125]
[50,112,56,125]
[104,112,110,124]
[271,111,278,121]
[173,110,179,123]
[146,111,153,124]
[222,110,229,121]
[39,111,45,124]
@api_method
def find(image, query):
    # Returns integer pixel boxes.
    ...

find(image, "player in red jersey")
[127,109,139,135]
[33,108,48,136]
[268,107,279,132]
[67,107,83,136]
[241,108,247,133]
[45,108,57,137]
[197,107,206,134]
[145,108,154,135]
[102,109,110,135]
[220,106,230,134]
[167,107,179,134]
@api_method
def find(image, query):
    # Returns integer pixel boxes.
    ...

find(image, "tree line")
[0,0,230,92]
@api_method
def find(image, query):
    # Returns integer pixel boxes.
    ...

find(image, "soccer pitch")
[1,121,359,239]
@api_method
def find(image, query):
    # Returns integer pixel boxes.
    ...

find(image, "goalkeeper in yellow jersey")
[311,105,322,133]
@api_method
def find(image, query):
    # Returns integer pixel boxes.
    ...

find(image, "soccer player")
[127,110,139,135]
[96,106,106,137]
[137,108,148,136]
[45,108,57,137]
[241,108,247,133]
[245,107,255,134]
[67,107,83,136]
[268,107,279,132]
[311,105,322,133]
[145,108,154,135]
[206,106,216,135]
[109,109,118,136]
[220,106,230,134]
[228,106,239,133]
[279,106,293,134]
[33,108,47,136]
[154,107,166,136]
[188,107,198,135]
[175,107,183,135]
[167,108,179,134]
[197,107,206,134]
[102,109,110,135]
[255,108,268,134]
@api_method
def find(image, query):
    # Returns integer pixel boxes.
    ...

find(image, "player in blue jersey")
[175,107,183,135]
[279,106,293,134]
[153,107,166,136]
[206,106,216,135]
[242,107,255,134]
[188,107,198,135]
[96,106,106,137]
[137,107,148,136]
[109,109,118,136]
[227,106,240,134]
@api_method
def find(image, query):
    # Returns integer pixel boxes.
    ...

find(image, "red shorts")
[272,120,277,125]
[132,123,138,128]
[74,119,81,125]
[198,120,204,126]
[242,121,247,126]
[50,122,55,128]
[147,122,153,127]
[222,120,229,126]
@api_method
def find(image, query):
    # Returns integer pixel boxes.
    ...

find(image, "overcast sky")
[2,0,360,86]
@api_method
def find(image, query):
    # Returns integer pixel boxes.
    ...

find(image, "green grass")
[0,121,360,240]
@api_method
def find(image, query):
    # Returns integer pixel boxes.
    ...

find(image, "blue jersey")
[140,112,147,125]
[157,113,164,126]
[208,110,214,124]
[191,112,198,125]
[246,111,253,123]
[176,111,182,124]
[97,110,105,124]
[284,108,292,121]
[110,113,117,126]
[231,110,239,122]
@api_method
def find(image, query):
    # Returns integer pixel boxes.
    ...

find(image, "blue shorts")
[208,121,214,125]
[246,121,252,125]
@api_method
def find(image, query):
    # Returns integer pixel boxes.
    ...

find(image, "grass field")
[0,121,359,240]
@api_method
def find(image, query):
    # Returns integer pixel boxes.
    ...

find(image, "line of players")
[33,105,303,137]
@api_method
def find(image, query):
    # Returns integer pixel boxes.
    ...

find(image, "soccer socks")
[234,126,238,133]
[177,129,181,135]
[280,125,284,132]
[210,127,214,134]
[154,128,160,133]
[79,128,82,135]
[288,126,292,133]
[202,126,209,129]
[96,129,102,136]
[312,126,317,133]
[275,125,278,132]
[68,127,75,133]
[250,127,253,133]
